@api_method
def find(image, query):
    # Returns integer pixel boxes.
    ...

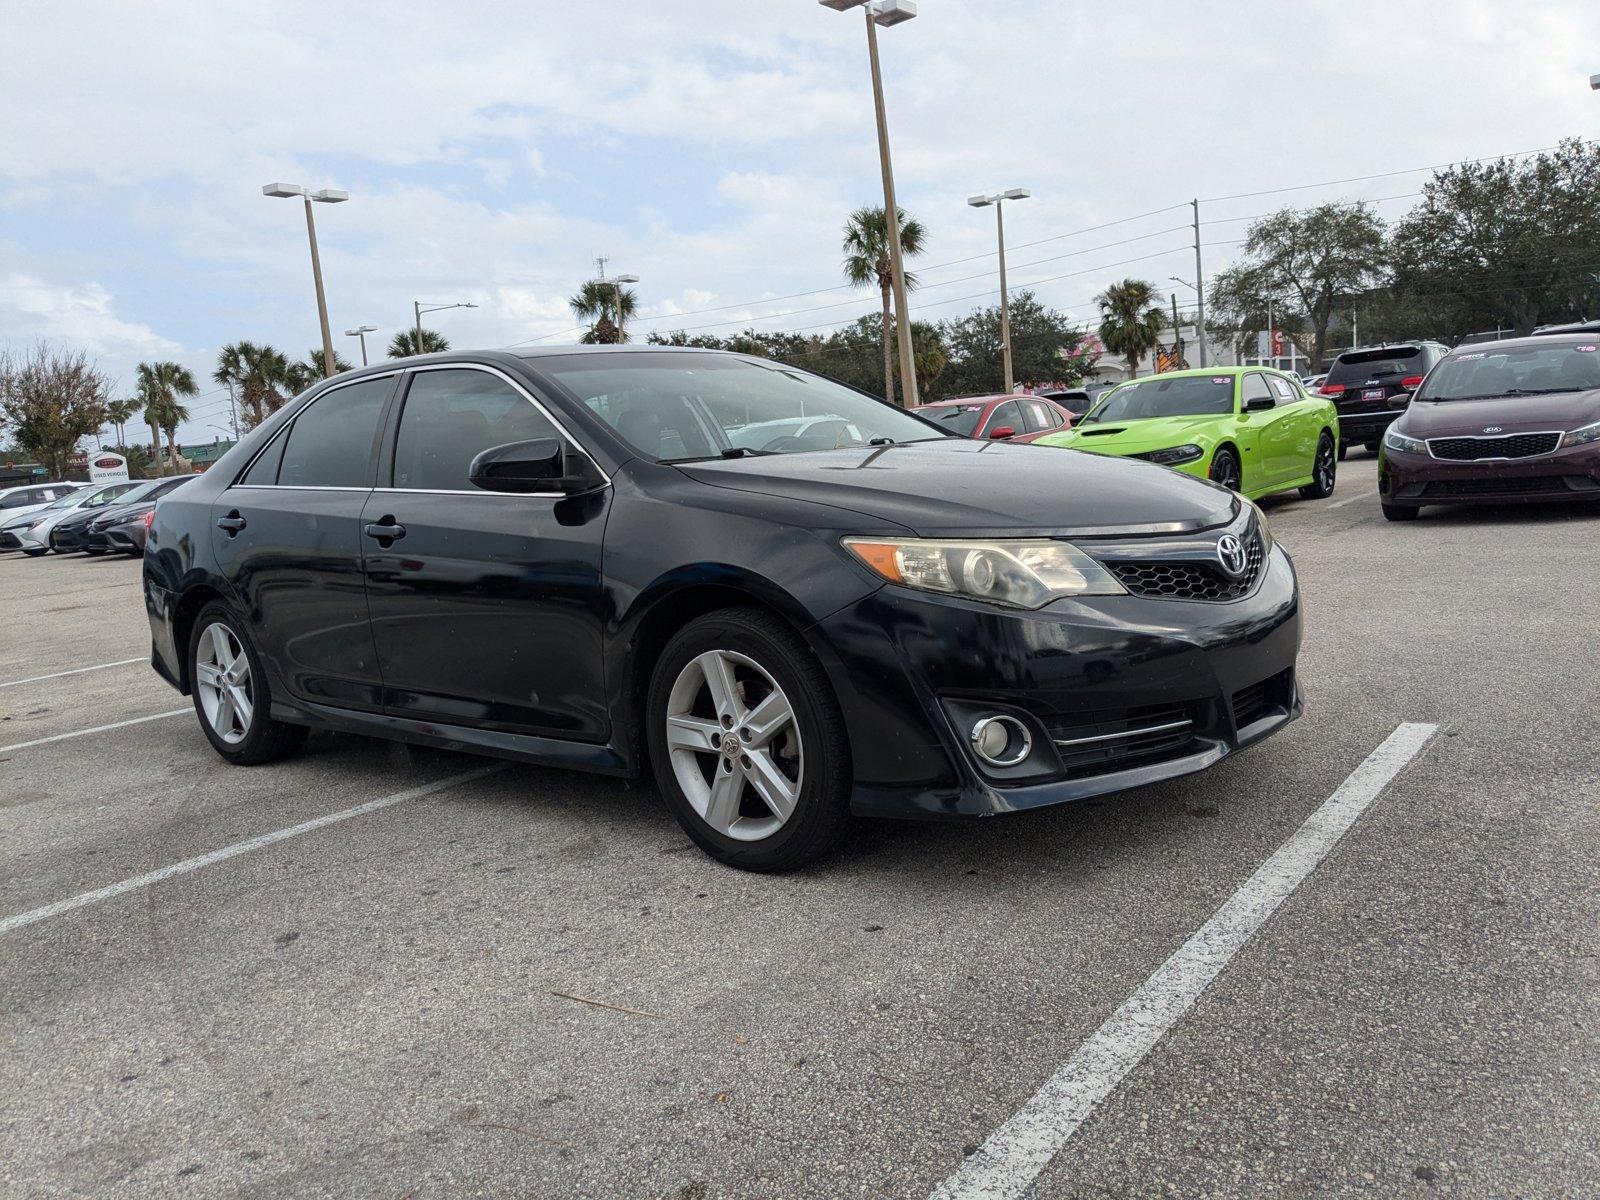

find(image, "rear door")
[361,364,610,739]
[1266,373,1321,481]
[1017,399,1065,442]
[212,374,396,712]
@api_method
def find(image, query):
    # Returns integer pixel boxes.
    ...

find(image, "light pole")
[344,324,378,367]
[263,183,348,379]
[1168,276,1199,366]
[821,0,920,406]
[969,189,1029,393]
[412,301,477,356]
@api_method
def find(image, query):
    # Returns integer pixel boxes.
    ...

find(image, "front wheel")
[1381,502,1420,522]
[1300,432,1337,499]
[22,547,47,558]
[646,607,851,871]
[1208,445,1242,492]
[188,603,308,765]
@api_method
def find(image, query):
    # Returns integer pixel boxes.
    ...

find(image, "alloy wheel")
[665,649,803,842]
[1211,450,1241,491]
[195,622,254,745]
[1315,438,1336,491]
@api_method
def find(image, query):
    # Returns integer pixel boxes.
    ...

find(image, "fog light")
[969,715,1032,768]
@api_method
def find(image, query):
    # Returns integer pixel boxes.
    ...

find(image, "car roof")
[1443,331,1599,355]
[919,395,1013,407]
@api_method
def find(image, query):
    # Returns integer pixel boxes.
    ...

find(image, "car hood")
[88,500,154,528]
[1048,414,1225,453]
[1398,390,1600,437]
[675,437,1237,536]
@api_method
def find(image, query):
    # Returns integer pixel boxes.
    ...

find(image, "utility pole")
[224,380,240,439]
[1170,292,1182,366]
[1191,198,1208,368]
[863,6,919,406]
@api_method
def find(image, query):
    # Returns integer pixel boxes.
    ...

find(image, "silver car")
[3,481,138,556]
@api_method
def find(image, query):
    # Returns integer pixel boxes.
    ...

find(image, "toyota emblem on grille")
[1216,533,1248,579]
[1482,426,1503,433]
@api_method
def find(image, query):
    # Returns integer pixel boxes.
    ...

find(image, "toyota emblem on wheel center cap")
[1216,533,1248,579]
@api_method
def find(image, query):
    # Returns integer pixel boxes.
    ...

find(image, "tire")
[187,602,308,765]
[1364,441,1380,455]
[1208,445,1242,492]
[85,547,107,557]
[645,606,851,872]
[22,547,47,558]
[1381,502,1420,522]
[1299,432,1337,499]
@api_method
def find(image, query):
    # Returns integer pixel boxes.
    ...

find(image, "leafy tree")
[214,341,297,431]
[136,361,196,475]
[935,292,1098,399]
[388,328,451,358]
[1392,139,1600,335]
[569,281,639,344]
[0,344,110,478]
[1096,279,1166,378]
[1223,202,1386,365]
[842,205,928,405]
[104,396,141,448]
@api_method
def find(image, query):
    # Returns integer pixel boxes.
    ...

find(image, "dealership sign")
[89,451,130,484]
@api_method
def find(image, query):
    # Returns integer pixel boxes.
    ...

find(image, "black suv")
[1318,342,1450,456]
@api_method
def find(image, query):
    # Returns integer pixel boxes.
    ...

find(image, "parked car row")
[0,476,197,557]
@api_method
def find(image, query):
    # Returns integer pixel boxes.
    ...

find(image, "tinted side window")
[277,378,392,488]
[241,430,287,486]
[987,401,1023,434]
[1021,400,1058,432]
[1267,376,1297,403]
[1,490,34,509]
[1242,374,1275,407]
[393,369,562,491]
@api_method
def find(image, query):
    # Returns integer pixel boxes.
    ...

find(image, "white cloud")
[0,274,182,363]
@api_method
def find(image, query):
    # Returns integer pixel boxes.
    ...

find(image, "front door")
[212,374,395,711]
[361,365,610,740]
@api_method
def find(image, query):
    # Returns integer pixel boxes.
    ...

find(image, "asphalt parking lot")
[3,454,1598,1199]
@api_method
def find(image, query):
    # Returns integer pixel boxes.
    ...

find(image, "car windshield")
[39,489,86,511]
[536,352,949,461]
[81,483,137,507]
[917,404,986,437]
[1080,375,1236,424]
[106,480,162,505]
[1417,342,1600,401]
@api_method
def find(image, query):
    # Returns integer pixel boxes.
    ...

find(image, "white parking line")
[0,657,146,688]
[928,721,1439,1200]
[0,709,191,754]
[0,763,507,937]
[1328,488,1378,510]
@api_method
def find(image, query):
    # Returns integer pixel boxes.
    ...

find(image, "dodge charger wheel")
[188,603,308,765]
[647,607,850,871]
[1208,446,1242,492]
[1300,432,1337,499]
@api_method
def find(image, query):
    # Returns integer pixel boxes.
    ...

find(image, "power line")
[1197,145,1557,203]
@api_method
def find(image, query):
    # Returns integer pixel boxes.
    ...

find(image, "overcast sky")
[3,0,1597,443]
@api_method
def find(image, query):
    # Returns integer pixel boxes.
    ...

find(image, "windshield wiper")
[868,436,897,446]
[718,447,775,458]
[1436,387,1580,400]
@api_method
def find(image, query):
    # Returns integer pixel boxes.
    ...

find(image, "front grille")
[1047,701,1200,780]
[1107,531,1264,602]
[1231,669,1294,730]
[1421,476,1569,497]
[1428,432,1559,461]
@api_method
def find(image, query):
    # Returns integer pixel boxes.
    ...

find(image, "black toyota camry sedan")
[145,348,1302,870]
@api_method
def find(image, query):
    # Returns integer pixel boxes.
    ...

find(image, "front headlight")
[843,537,1125,608]
[1244,499,1274,552]
[1141,443,1204,466]
[1383,427,1429,455]
[1560,420,1600,449]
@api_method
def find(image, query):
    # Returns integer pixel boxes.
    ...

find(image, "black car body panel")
[146,349,1302,820]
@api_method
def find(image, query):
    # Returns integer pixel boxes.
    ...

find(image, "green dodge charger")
[1038,366,1341,502]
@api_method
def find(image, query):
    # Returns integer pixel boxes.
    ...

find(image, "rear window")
[1326,348,1422,385]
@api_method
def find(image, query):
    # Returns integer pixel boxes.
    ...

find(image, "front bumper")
[1381,442,1600,506]
[0,529,22,550]
[815,543,1303,819]
[50,525,90,551]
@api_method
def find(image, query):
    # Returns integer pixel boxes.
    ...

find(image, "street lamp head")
[311,188,349,204]
[1001,188,1031,201]
[967,194,994,208]
[345,325,378,336]
[262,182,307,199]
[1591,72,1600,90]
[871,0,917,26]
[818,0,870,9]
[612,275,639,285]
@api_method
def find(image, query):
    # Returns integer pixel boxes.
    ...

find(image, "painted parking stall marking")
[0,657,147,688]
[0,709,191,754]
[929,721,1439,1200]
[0,763,507,937]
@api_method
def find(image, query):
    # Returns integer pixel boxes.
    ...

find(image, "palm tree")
[214,342,295,430]
[105,397,141,448]
[568,281,638,344]
[388,328,451,358]
[304,347,353,378]
[1096,279,1166,379]
[136,361,197,475]
[842,205,927,406]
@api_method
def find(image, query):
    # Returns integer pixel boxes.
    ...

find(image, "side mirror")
[989,426,1016,440]
[469,438,599,494]
[1245,396,1275,413]
[1387,392,1413,410]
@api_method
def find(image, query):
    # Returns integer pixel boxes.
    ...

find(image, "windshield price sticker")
[1577,345,1597,353]
[1211,377,1230,384]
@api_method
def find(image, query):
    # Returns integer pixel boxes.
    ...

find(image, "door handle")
[216,512,247,535]
[364,520,406,542]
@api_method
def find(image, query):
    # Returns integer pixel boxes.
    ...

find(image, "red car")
[914,394,1074,443]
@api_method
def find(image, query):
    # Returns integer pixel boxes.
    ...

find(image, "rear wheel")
[1381,502,1420,522]
[646,607,850,871]
[1208,445,1242,492]
[188,603,308,765]
[1300,432,1337,499]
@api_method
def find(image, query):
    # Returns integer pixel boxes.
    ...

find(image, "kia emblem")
[1216,533,1249,579]
[1482,426,1503,434]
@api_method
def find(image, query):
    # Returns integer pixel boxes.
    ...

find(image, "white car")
[0,482,85,551]
[3,481,138,556]
[726,415,868,452]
